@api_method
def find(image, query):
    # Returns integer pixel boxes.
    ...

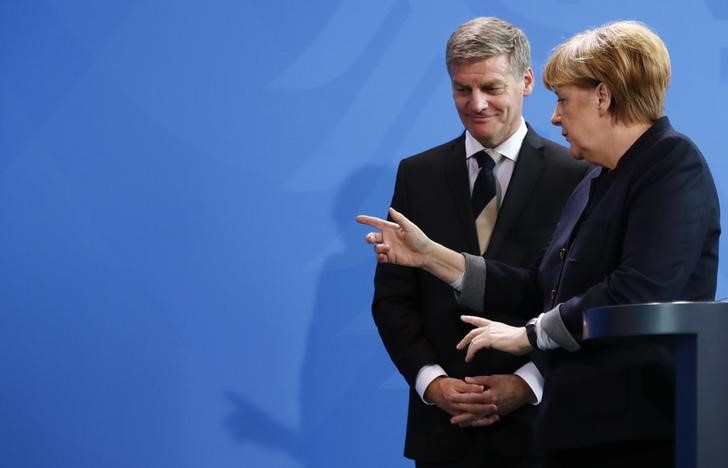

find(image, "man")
[372,17,588,467]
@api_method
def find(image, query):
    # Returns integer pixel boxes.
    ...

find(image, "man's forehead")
[450,59,514,79]
[450,73,510,86]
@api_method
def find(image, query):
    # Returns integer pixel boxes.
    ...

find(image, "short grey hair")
[446,17,531,76]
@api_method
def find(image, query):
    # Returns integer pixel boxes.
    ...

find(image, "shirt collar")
[465,117,527,162]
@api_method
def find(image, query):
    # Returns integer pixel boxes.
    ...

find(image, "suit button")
[550,289,557,299]
[559,248,567,260]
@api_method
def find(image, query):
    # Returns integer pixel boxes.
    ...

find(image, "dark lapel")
[442,134,481,255]
[485,126,545,259]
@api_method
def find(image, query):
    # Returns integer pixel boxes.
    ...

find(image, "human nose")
[469,89,488,114]
[550,105,561,126]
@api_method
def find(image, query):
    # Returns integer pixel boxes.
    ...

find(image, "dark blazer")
[483,117,721,451]
[372,126,588,463]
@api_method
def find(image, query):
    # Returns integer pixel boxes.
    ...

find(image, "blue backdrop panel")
[1,1,726,467]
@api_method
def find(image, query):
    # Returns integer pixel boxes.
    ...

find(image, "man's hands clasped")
[426,374,534,427]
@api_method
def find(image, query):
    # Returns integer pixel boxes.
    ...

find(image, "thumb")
[465,376,491,386]
[388,207,405,223]
[389,207,427,238]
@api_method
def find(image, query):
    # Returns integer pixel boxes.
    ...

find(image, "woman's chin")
[569,147,584,160]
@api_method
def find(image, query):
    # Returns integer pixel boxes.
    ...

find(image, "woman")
[358,21,719,467]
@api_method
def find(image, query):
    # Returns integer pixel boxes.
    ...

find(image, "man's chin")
[467,129,498,147]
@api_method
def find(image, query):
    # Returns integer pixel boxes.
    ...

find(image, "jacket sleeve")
[482,259,542,318]
[372,161,438,386]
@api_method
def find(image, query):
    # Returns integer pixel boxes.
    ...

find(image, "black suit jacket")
[372,126,588,462]
[482,117,721,450]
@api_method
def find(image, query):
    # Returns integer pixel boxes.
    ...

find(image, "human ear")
[595,82,612,113]
[522,67,535,96]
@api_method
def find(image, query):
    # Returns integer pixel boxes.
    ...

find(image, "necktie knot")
[474,151,496,171]
[471,150,498,218]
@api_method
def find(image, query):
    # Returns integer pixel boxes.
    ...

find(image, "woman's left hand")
[457,315,532,361]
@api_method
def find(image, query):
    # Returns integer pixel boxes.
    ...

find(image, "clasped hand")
[427,374,534,427]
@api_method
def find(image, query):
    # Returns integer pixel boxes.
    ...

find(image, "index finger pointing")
[356,214,400,230]
[461,315,490,328]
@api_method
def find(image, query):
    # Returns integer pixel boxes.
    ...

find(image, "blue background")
[1,1,727,467]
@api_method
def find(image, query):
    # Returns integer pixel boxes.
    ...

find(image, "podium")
[583,302,728,467]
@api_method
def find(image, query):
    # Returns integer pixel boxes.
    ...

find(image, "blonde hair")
[543,21,670,124]
[446,17,531,77]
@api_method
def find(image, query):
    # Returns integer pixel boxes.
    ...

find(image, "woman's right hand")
[356,207,432,268]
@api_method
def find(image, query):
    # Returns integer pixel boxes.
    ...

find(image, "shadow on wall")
[225,165,408,467]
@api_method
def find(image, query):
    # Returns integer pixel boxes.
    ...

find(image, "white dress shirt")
[415,118,544,405]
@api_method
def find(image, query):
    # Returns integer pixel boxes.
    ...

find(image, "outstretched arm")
[357,207,465,285]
